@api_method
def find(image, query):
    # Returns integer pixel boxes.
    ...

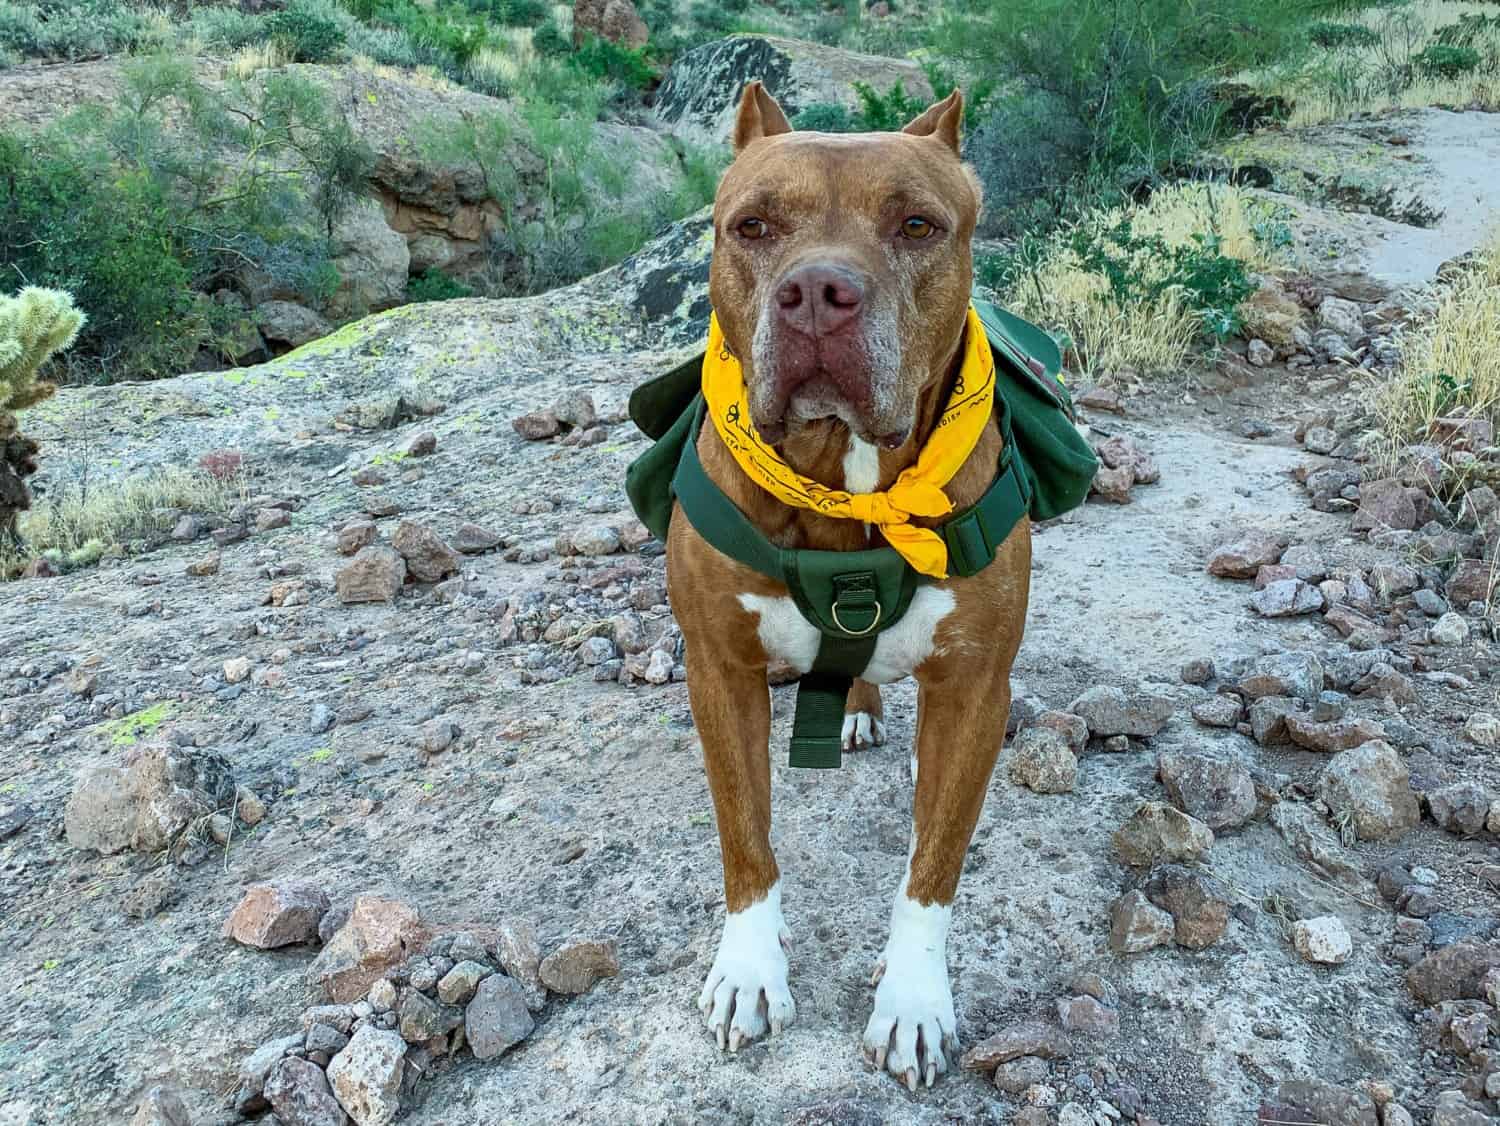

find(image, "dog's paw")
[861,948,957,1090]
[840,711,887,751]
[697,886,796,1052]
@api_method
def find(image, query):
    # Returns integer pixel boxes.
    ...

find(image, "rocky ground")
[3,81,1500,1126]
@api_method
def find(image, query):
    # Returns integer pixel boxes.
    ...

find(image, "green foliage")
[1308,21,1380,50]
[408,268,474,302]
[791,101,857,133]
[531,18,570,57]
[267,0,349,62]
[850,79,926,132]
[1436,14,1500,50]
[1414,43,1482,80]
[921,60,996,131]
[1063,214,1259,341]
[571,33,658,90]
[0,0,166,61]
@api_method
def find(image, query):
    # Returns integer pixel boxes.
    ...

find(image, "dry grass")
[226,38,292,79]
[999,183,1293,379]
[1243,0,1500,126]
[1,464,245,577]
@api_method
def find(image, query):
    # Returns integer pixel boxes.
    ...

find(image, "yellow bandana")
[702,305,996,580]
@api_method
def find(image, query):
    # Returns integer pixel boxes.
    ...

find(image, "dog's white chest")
[737,586,955,684]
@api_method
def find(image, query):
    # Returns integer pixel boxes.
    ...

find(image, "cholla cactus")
[1,288,86,543]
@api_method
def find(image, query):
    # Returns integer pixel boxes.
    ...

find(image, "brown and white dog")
[664,81,1031,1090]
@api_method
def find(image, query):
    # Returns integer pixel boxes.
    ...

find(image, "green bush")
[572,33,658,90]
[1435,14,1500,50]
[1308,21,1380,50]
[531,18,569,57]
[791,102,857,132]
[0,0,164,61]
[189,7,271,50]
[267,1,349,62]
[1415,43,1482,80]
[407,268,474,302]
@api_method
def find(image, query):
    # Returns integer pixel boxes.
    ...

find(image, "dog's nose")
[774,263,865,337]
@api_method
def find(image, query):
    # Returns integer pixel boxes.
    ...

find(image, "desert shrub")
[571,33,657,90]
[188,7,270,51]
[0,0,166,60]
[791,102,857,132]
[1414,42,1482,78]
[531,17,569,57]
[1309,21,1381,50]
[850,79,926,132]
[267,0,349,62]
[987,183,1292,378]
[407,268,474,302]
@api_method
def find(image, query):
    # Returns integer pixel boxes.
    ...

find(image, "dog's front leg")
[863,667,1012,1089]
[687,646,795,1052]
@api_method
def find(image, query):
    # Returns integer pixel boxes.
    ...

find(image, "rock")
[1239,651,1324,702]
[1157,752,1255,831]
[1114,801,1214,866]
[65,743,233,855]
[1109,891,1175,954]
[257,300,332,349]
[1248,696,1297,745]
[1144,864,1231,950]
[1055,995,1119,1037]
[223,881,331,949]
[1317,296,1364,340]
[1429,612,1469,646]
[1076,386,1123,412]
[1250,579,1324,617]
[397,988,463,1043]
[1319,741,1419,842]
[993,1055,1050,1093]
[186,552,221,577]
[465,973,535,1060]
[961,1020,1072,1070]
[1207,531,1286,578]
[391,521,461,584]
[1407,942,1500,1004]
[1190,694,1243,728]
[366,979,396,1014]
[539,937,620,994]
[655,33,933,147]
[1431,1098,1492,1126]
[551,391,598,430]
[1246,338,1274,366]
[1240,279,1304,346]
[325,199,408,319]
[512,410,560,440]
[223,656,253,684]
[1067,684,1173,738]
[326,1025,404,1126]
[573,0,647,47]
[571,524,621,557]
[1275,1078,1378,1126]
[1284,713,1385,753]
[453,523,503,554]
[1465,713,1500,748]
[1292,915,1353,965]
[1008,727,1078,794]
[239,1031,306,1106]
[1090,461,1136,504]
[436,960,488,1005]
[121,870,177,919]
[1353,479,1424,534]
[336,521,377,556]
[335,546,405,604]
[310,894,428,1003]
[264,1056,348,1126]
[1351,663,1416,705]
[130,1086,191,1126]
[1446,559,1491,606]
[1180,658,1215,685]
[1429,782,1491,836]
[494,918,548,1010]
[257,507,291,531]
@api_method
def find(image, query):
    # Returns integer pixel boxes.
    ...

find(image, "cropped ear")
[901,89,964,155]
[732,80,794,153]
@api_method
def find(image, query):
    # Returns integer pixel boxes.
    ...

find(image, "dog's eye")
[736,218,769,240]
[900,216,935,240]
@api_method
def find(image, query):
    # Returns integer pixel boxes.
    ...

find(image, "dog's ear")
[901,90,964,155]
[733,80,793,153]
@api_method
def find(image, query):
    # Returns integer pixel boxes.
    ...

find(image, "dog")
[664,80,1031,1090]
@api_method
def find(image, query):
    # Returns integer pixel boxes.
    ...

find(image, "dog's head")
[708,81,981,449]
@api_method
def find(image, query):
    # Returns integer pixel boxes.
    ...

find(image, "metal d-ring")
[830,599,882,636]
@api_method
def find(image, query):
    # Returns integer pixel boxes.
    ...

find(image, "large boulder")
[65,743,235,855]
[324,200,410,319]
[573,0,648,48]
[655,34,934,147]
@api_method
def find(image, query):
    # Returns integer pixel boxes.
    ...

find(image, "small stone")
[437,960,489,1005]
[224,656,253,684]
[223,882,331,948]
[1113,801,1214,866]
[465,974,535,1059]
[366,979,396,1013]
[1067,684,1173,737]
[962,1020,1072,1070]
[579,636,616,666]
[453,523,503,554]
[256,507,291,532]
[1190,694,1243,728]
[1008,727,1078,794]
[1250,578,1324,617]
[1055,995,1119,1037]
[235,786,266,826]
[571,524,621,557]
[1108,890,1175,954]
[1447,558,1492,606]
[494,918,547,1010]
[1144,864,1231,950]
[1180,658,1214,685]
[264,1057,346,1126]
[398,987,463,1042]
[1033,710,1088,752]
[337,521,377,556]
[1238,651,1324,702]
[1247,338,1274,366]
[416,718,460,754]
[512,410,560,440]
[994,1055,1050,1093]
[186,552,221,577]
[552,392,597,430]
[1285,713,1385,753]
[1319,741,1420,842]
[1429,612,1469,646]
[1465,713,1500,748]
[326,1025,404,1126]
[1429,782,1490,836]
[406,431,437,457]
[1274,1079,1378,1126]
[1207,530,1285,578]
[539,937,620,994]
[121,871,177,919]
[643,648,674,684]
[1293,915,1353,965]
[310,894,428,1003]
[1157,752,1255,831]
[336,546,405,604]
[1406,942,1500,1004]
[391,520,461,584]
[305,1022,349,1055]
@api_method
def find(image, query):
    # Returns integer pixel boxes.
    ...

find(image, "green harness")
[626,297,1098,767]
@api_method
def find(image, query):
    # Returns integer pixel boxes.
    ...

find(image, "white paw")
[697,882,796,1052]
[862,901,956,1089]
[841,711,887,751]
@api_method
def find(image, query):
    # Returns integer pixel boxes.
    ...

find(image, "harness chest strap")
[671,395,1031,767]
